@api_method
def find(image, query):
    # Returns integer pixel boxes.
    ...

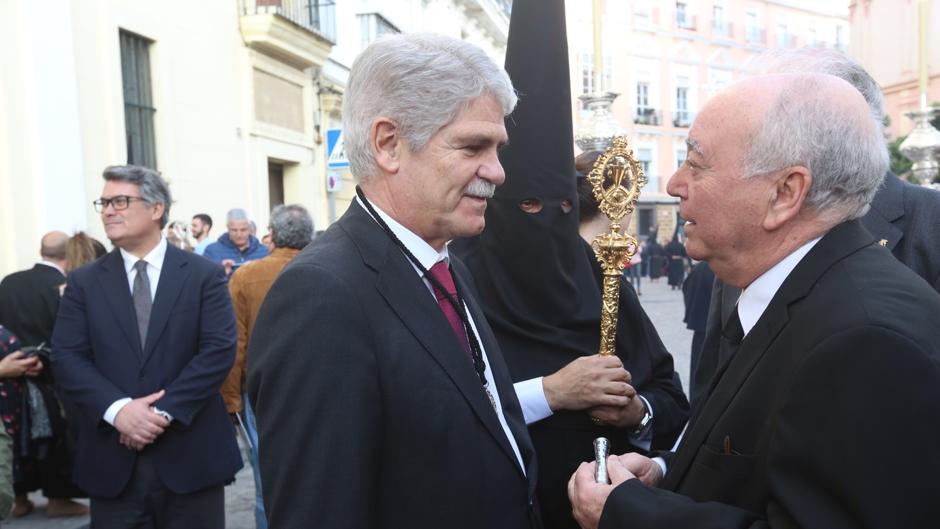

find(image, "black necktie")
[718,305,745,366]
[133,260,152,349]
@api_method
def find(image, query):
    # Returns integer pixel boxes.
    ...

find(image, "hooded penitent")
[451,2,688,527]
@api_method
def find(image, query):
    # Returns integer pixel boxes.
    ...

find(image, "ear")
[762,166,811,231]
[371,117,402,175]
[151,202,166,224]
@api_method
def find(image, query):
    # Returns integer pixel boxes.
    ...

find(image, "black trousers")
[90,452,224,529]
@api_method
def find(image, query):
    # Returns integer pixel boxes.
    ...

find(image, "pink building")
[566,0,849,242]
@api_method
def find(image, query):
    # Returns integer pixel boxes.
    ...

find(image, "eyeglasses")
[93,195,147,213]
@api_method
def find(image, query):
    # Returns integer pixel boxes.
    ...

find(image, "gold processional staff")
[588,136,647,484]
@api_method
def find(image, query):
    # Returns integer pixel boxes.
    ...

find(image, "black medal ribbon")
[356,186,491,391]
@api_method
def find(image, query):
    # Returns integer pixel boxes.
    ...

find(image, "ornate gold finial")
[588,136,647,356]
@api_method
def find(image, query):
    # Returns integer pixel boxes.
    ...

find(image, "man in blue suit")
[52,165,241,529]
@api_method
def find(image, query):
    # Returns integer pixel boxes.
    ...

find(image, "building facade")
[565,0,848,243]
[849,0,940,140]
[0,0,509,277]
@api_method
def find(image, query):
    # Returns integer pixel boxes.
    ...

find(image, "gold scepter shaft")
[587,137,647,355]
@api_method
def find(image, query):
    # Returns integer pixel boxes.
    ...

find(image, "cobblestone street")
[6,278,692,529]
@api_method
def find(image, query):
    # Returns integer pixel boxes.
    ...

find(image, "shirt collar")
[120,236,168,275]
[737,236,821,336]
[38,260,65,276]
[356,196,449,273]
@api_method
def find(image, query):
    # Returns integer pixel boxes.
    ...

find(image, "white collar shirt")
[357,197,526,473]
[737,237,821,336]
[119,236,168,301]
[38,260,65,277]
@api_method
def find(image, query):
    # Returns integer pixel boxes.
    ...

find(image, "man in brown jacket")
[220,204,313,529]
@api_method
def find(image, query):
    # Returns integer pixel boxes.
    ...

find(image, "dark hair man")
[247,34,541,529]
[52,165,241,528]
[190,213,213,256]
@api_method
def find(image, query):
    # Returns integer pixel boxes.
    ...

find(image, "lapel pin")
[879,239,888,247]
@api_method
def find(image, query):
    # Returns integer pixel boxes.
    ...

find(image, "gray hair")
[269,204,314,250]
[343,33,517,182]
[226,208,250,224]
[102,165,172,228]
[743,74,888,222]
[754,47,885,127]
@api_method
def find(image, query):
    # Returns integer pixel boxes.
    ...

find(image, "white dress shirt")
[103,237,169,425]
[655,236,822,475]
[358,198,526,473]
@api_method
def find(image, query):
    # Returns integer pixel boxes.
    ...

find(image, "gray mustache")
[465,179,496,199]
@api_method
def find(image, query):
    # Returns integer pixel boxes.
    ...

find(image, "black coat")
[691,172,940,406]
[52,246,242,498]
[601,220,940,528]
[0,264,65,347]
[247,202,540,529]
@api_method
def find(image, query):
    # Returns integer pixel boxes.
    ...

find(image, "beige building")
[849,0,940,139]
[0,0,509,278]
[565,0,849,242]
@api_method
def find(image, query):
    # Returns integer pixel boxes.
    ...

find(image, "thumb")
[606,456,635,486]
[142,389,166,404]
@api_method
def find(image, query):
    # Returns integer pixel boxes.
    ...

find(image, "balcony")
[453,0,512,46]
[676,14,697,31]
[634,108,662,126]
[672,110,695,128]
[712,21,733,39]
[745,27,767,45]
[239,0,335,69]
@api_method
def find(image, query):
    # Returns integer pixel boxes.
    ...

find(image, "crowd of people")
[0,2,939,528]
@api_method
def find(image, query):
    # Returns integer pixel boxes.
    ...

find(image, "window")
[776,24,789,47]
[580,53,612,95]
[674,78,690,127]
[119,30,157,169]
[359,13,399,49]
[676,148,687,170]
[676,1,690,28]
[638,148,657,193]
[835,26,845,50]
[745,10,759,42]
[712,3,726,35]
[637,82,650,110]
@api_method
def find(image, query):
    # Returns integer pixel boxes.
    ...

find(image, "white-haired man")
[248,34,540,529]
[568,73,940,528]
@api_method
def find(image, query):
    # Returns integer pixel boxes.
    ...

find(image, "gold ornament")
[588,137,647,356]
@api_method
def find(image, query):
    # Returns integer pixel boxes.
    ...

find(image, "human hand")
[222,259,235,276]
[589,393,646,429]
[0,351,41,378]
[567,457,636,529]
[114,390,170,447]
[119,433,146,451]
[612,452,662,487]
[543,355,634,411]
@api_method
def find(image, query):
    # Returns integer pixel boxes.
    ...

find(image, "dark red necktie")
[428,261,471,356]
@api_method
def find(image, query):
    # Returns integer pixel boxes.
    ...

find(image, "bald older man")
[0,231,68,347]
[0,231,88,517]
[568,73,940,529]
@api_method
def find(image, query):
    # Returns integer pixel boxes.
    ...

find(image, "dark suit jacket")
[247,201,541,529]
[600,220,940,528]
[691,172,940,407]
[51,245,242,498]
[0,263,65,346]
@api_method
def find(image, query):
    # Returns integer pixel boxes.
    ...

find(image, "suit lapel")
[664,221,875,490]
[456,268,534,481]
[142,246,190,363]
[342,202,527,476]
[97,250,143,359]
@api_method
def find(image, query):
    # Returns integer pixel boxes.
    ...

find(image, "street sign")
[326,128,349,169]
[327,171,343,193]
